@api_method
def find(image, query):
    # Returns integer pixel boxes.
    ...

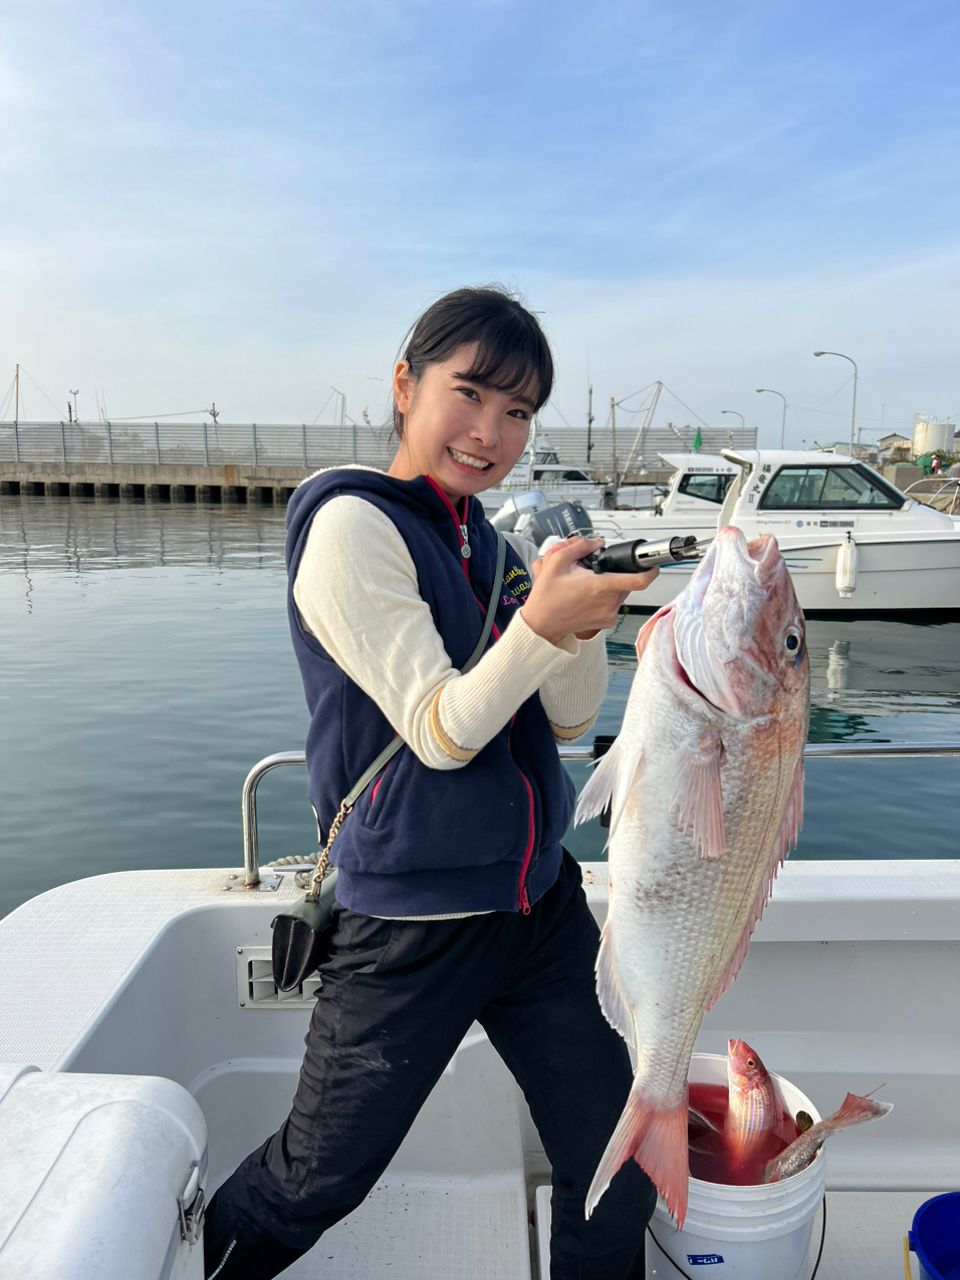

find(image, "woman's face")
[388,343,535,499]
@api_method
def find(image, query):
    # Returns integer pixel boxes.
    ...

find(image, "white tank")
[913,416,952,457]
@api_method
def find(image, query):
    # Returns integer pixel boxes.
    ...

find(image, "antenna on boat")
[587,379,594,463]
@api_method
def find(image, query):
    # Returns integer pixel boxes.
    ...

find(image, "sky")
[2,0,959,449]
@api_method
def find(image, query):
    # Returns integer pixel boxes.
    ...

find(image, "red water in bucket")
[906,1192,960,1280]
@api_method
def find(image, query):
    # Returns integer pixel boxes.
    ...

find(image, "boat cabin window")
[532,467,590,483]
[677,473,734,504]
[759,465,904,510]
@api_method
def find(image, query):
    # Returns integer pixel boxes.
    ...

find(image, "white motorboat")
[560,450,960,614]
[0,741,957,1279]
[482,447,656,512]
[592,451,740,535]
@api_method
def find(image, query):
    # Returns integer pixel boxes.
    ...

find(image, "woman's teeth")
[448,448,491,471]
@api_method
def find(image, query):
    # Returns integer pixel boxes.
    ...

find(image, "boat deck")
[0,862,957,1279]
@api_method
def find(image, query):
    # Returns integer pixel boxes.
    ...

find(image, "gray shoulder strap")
[344,532,506,807]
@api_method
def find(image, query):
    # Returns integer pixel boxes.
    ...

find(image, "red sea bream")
[576,526,810,1226]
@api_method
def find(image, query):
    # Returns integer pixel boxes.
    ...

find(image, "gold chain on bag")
[308,800,351,899]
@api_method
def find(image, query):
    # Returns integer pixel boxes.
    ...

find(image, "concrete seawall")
[0,461,313,504]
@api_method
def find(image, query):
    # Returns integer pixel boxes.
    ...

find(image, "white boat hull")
[625,531,960,612]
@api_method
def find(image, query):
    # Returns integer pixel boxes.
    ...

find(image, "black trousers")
[204,853,655,1279]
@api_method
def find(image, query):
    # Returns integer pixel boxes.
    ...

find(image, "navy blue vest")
[285,469,574,916]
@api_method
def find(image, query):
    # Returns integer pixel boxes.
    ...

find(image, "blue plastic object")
[909,1193,960,1280]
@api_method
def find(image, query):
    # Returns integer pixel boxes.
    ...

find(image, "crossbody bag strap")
[308,531,507,895]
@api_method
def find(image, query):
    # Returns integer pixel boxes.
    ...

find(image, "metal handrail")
[240,741,960,887]
[904,476,960,516]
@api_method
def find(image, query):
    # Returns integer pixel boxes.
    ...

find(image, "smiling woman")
[388,286,554,498]
[202,285,662,1280]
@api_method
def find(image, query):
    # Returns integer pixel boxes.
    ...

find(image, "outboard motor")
[489,490,549,533]
[523,501,595,545]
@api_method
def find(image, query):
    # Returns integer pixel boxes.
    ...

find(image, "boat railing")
[241,741,960,887]
[904,476,960,516]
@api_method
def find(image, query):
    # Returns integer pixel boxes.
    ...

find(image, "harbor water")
[1,495,958,922]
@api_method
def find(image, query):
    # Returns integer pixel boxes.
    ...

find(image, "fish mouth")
[671,528,784,719]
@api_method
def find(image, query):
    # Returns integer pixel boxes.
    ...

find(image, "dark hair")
[393,285,554,438]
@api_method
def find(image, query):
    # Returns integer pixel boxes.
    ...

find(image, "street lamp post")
[813,351,858,456]
[755,388,787,448]
[721,409,745,429]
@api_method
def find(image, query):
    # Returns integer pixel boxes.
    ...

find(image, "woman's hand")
[522,537,659,646]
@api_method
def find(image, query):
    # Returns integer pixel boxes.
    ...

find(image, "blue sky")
[2,0,958,447]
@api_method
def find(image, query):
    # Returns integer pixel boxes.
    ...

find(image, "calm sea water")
[2,496,958,921]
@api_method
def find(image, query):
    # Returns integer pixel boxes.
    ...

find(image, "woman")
[204,286,659,1279]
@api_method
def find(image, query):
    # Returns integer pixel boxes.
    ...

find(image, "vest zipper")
[425,475,536,912]
[425,477,472,579]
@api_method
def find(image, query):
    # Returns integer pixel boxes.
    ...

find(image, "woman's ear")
[393,360,415,416]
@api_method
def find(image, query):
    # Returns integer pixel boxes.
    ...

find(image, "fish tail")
[826,1091,894,1130]
[585,1085,689,1227]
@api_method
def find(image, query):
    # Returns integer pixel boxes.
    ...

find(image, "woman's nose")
[470,407,500,447]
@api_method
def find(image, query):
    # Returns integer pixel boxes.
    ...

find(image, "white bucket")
[647,1053,825,1280]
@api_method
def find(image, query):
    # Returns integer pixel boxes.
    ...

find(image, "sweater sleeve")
[293,497,597,770]
[503,533,608,741]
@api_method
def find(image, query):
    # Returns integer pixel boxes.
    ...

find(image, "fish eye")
[746,1058,756,1068]
[783,627,803,655]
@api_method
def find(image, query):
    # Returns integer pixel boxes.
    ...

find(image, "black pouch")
[271,868,339,992]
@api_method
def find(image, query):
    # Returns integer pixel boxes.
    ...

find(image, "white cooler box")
[0,1064,208,1280]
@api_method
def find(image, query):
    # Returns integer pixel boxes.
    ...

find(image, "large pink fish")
[577,526,809,1227]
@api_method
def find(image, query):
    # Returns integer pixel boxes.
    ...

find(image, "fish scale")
[576,526,809,1228]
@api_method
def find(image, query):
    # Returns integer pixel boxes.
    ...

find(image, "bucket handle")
[903,1233,913,1280]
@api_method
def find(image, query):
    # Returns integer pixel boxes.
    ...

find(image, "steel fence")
[0,421,758,473]
[0,421,399,469]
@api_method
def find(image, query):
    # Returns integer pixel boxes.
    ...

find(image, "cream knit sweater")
[293,495,608,770]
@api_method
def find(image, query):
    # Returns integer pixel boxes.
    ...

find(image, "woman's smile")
[447,446,494,473]
[388,342,533,497]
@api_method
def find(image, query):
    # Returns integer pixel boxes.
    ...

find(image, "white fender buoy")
[835,532,858,598]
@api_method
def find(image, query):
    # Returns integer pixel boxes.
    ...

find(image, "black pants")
[204,854,655,1279]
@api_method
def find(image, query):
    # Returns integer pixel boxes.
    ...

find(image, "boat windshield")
[677,473,734,504]
[531,467,591,482]
[759,464,904,511]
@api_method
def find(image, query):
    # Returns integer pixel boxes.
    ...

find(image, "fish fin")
[634,605,672,664]
[586,1086,689,1228]
[575,739,621,826]
[595,920,634,1043]
[673,734,725,860]
[780,757,805,856]
[825,1091,894,1129]
[705,756,805,1011]
[575,737,644,834]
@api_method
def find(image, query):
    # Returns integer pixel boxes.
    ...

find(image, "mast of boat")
[620,380,663,479]
[609,396,619,506]
[586,383,594,463]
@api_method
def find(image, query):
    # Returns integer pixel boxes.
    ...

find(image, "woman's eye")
[508,408,531,421]
[456,386,480,402]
